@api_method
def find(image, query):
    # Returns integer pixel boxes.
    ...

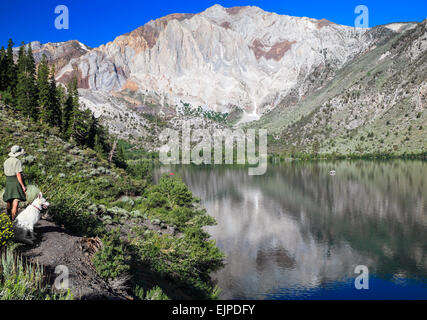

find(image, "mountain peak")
[55,4,382,117]
[203,4,258,17]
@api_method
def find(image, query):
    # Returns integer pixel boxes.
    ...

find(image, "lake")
[155,161,427,300]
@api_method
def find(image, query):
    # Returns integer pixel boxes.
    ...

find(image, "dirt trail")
[22,218,129,300]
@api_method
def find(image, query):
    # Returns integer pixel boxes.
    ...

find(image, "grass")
[0,245,73,300]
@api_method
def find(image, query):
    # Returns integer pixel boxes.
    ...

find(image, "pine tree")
[70,77,79,106]
[16,43,25,72]
[93,133,106,156]
[63,79,78,137]
[5,39,17,103]
[56,84,66,127]
[1,39,111,156]
[49,66,62,127]
[0,46,6,92]
[88,114,108,154]
[70,107,92,145]
[64,77,95,145]
[62,93,74,137]
[87,114,98,149]
[16,43,38,118]
[37,54,50,123]
[16,42,29,113]
[113,143,127,169]
[26,44,38,118]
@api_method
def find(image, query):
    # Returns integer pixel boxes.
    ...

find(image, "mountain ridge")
[10,5,426,155]
[255,19,427,156]
[52,4,385,118]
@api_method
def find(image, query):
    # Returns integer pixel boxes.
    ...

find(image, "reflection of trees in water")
[155,161,427,298]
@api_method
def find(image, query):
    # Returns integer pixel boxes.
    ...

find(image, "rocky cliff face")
[258,20,426,155]
[55,4,390,121]
[14,40,90,73]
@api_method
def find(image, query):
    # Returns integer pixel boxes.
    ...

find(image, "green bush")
[146,192,167,208]
[92,229,131,279]
[48,187,102,236]
[144,286,170,300]
[168,207,197,227]
[150,176,194,208]
[126,160,153,183]
[132,220,223,298]
[134,285,170,300]
[128,176,224,298]
[0,213,14,248]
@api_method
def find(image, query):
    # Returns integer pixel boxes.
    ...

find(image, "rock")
[56,4,382,121]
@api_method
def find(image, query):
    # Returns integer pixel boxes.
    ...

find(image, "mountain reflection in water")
[155,161,427,299]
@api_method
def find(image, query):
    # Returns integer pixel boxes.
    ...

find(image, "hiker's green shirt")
[3,157,23,177]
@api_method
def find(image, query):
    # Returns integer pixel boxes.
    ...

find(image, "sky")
[0,0,426,48]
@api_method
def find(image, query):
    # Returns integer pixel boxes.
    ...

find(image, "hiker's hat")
[8,145,25,158]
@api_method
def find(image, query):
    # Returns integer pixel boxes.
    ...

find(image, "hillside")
[0,105,223,300]
[254,19,427,156]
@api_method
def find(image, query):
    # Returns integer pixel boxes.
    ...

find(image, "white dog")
[13,192,50,245]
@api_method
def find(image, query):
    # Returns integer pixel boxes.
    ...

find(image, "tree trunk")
[108,139,117,163]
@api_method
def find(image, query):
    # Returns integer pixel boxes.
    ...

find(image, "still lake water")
[155,161,427,300]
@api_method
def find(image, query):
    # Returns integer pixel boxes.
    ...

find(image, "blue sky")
[0,0,426,48]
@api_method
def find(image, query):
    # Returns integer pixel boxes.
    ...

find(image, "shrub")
[150,176,194,208]
[133,230,223,298]
[0,213,14,248]
[144,286,170,300]
[113,196,135,211]
[134,285,170,300]
[92,229,131,279]
[146,192,167,208]
[126,160,153,183]
[168,207,197,228]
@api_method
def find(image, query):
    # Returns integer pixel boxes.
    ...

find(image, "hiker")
[3,145,27,221]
